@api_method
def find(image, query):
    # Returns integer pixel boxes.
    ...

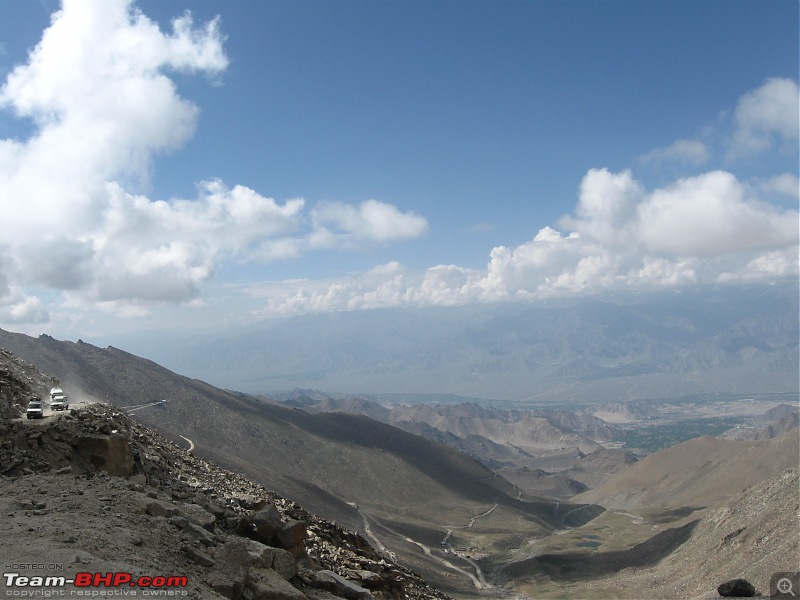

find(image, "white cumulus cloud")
[562,168,642,248]
[640,138,710,166]
[311,200,428,248]
[0,0,231,314]
[0,0,427,326]
[0,4,795,332]
[259,167,798,315]
[634,170,797,256]
[728,77,800,158]
[757,173,800,199]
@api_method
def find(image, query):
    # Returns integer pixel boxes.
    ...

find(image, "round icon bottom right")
[772,572,800,599]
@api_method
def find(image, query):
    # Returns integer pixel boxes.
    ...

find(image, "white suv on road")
[50,387,69,411]
[50,394,69,411]
[26,400,44,419]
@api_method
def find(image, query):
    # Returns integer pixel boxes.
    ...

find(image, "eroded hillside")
[573,432,799,509]
[3,331,797,600]
[0,329,605,597]
[504,465,800,599]
[0,349,449,599]
[497,434,800,599]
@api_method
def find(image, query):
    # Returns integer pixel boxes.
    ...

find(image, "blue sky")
[0,0,797,338]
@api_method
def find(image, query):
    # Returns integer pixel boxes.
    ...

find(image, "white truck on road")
[50,387,69,411]
[26,399,44,419]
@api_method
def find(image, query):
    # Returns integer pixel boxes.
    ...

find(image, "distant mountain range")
[1,327,796,599]
[719,402,800,441]
[274,391,623,481]
[98,283,799,402]
[0,328,602,596]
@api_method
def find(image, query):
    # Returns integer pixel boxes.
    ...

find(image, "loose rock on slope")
[0,348,450,600]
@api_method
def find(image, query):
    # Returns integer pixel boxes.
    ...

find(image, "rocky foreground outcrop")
[0,349,449,599]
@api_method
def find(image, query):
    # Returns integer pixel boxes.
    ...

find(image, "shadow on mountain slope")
[220,401,598,529]
[0,329,603,533]
[501,519,699,582]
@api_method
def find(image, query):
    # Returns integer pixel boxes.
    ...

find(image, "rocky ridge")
[580,465,800,599]
[719,402,800,441]
[287,394,614,470]
[0,348,449,599]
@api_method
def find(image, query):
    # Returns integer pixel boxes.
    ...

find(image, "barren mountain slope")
[0,329,603,598]
[573,431,799,510]
[497,466,589,499]
[311,398,609,457]
[292,394,615,473]
[0,330,530,521]
[502,466,799,599]
[720,402,800,441]
[581,466,800,599]
[0,351,449,600]
[558,447,639,489]
[387,404,607,454]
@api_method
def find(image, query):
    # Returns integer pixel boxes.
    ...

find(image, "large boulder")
[178,503,217,531]
[144,500,179,518]
[717,578,757,597]
[311,570,372,599]
[212,537,307,600]
[245,539,298,581]
[74,433,134,476]
[278,518,307,557]
[252,504,283,543]
[211,539,249,599]
[246,568,308,600]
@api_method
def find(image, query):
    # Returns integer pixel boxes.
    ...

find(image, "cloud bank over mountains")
[0,0,797,332]
[262,168,798,315]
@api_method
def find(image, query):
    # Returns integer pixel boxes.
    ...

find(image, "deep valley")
[0,326,797,599]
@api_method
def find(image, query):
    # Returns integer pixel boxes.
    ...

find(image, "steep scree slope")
[0,349,449,600]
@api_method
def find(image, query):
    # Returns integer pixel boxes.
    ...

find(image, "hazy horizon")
[65,282,799,402]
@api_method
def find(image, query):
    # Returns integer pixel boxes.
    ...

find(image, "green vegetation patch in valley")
[622,416,741,452]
